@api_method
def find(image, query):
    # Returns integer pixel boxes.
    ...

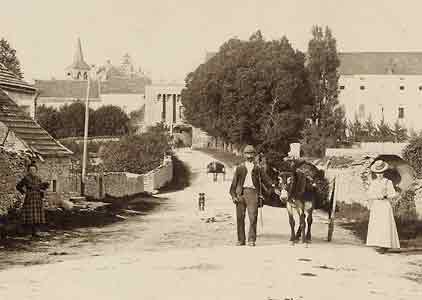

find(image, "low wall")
[83,157,173,199]
[144,158,173,193]
[326,142,408,158]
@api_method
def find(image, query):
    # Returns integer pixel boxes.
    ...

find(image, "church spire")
[66,37,90,80]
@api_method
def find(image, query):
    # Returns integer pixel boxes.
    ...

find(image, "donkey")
[272,161,320,243]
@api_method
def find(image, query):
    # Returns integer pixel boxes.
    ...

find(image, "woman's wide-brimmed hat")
[370,160,389,173]
[243,145,256,154]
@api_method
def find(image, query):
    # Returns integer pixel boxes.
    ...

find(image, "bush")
[100,123,171,174]
[402,136,422,178]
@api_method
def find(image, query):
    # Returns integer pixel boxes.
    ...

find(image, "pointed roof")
[0,63,36,95]
[66,38,90,71]
[0,89,72,157]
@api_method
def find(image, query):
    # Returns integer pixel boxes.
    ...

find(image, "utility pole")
[81,71,91,196]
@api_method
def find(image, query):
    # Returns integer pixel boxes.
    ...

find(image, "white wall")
[339,74,422,131]
[100,93,145,114]
[144,83,185,129]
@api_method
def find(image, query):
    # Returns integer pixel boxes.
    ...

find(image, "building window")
[340,85,345,90]
[77,72,81,79]
[400,85,405,90]
[419,86,422,91]
[162,94,166,121]
[172,94,177,123]
[83,72,88,80]
[398,107,405,119]
[360,85,365,90]
[52,180,57,192]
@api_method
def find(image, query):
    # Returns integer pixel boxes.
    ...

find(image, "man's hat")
[243,145,256,154]
[370,160,389,173]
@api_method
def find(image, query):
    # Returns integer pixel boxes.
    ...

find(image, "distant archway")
[369,154,415,192]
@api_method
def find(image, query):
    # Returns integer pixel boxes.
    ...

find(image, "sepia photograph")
[0,0,422,299]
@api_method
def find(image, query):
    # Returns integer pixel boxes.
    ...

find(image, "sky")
[1,0,422,83]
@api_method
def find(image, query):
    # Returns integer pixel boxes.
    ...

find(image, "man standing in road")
[229,145,274,246]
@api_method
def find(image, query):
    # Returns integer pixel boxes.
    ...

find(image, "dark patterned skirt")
[22,191,46,225]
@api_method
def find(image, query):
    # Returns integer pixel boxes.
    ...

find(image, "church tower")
[65,38,90,80]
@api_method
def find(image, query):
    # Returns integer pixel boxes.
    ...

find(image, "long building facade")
[338,52,422,132]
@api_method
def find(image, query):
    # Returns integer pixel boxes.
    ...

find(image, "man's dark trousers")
[236,188,258,244]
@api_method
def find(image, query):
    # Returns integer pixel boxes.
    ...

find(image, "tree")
[375,119,394,142]
[128,105,145,134]
[392,121,408,142]
[100,123,172,174]
[0,38,23,78]
[182,31,312,162]
[347,114,365,143]
[56,101,94,138]
[302,26,346,156]
[362,115,377,142]
[91,105,130,136]
[36,105,61,138]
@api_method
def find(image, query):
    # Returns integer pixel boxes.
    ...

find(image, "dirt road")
[0,148,421,300]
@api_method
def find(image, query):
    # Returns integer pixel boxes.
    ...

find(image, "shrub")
[402,136,422,178]
[100,123,171,174]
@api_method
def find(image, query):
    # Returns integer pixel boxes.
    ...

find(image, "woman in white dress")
[366,160,400,253]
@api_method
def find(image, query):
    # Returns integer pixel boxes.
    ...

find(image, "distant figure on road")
[206,161,225,182]
[198,193,205,211]
[366,160,400,253]
[229,145,273,247]
[16,163,50,238]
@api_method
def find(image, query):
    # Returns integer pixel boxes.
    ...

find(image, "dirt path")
[0,148,421,299]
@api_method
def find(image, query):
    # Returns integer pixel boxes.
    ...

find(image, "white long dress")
[366,177,400,249]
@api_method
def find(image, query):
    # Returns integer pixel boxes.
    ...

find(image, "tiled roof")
[0,63,36,94]
[205,50,422,75]
[0,89,72,157]
[100,77,151,94]
[34,80,100,99]
[338,52,422,75]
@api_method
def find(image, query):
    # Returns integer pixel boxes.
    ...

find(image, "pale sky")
[1,0,421,83]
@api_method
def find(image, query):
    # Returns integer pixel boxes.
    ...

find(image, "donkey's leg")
[286,202,296,242]
[305,202,314,242]
[295,203,306,243]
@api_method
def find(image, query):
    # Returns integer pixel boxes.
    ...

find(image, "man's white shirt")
[244,161,255,188]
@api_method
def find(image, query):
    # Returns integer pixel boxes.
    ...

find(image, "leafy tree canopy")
[0,38,23,78]
[181,30,312,162]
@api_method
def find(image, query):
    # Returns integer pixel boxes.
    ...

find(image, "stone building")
[0,87,77,213]
[34,38,101,110]
[338,52,422,132]
[143,82,193,145]
[34,39,150,115]
[94,56,151,114]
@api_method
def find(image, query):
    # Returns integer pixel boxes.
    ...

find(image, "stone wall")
[81,158,173,199]
[326,142,408,158]
[104,172,144,198]
[143,158,173,193]
[0,148,28,214]
[37,156,79,206]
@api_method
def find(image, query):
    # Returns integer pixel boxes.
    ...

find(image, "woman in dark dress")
[16,163,49,237]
